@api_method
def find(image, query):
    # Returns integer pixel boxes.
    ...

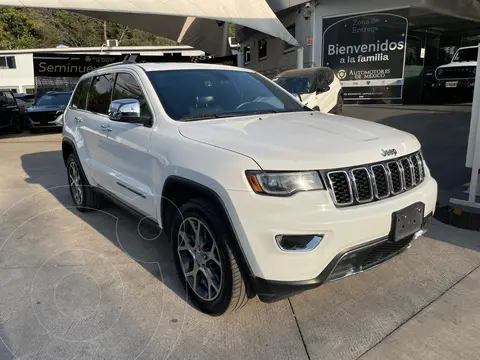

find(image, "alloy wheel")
[68,161,83,205]
[177,217,223,302]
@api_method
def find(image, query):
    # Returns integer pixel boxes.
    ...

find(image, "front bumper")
[429,79,475,92]
[224,175,438,296]
[27,116,63,129]
[254,214,431,302]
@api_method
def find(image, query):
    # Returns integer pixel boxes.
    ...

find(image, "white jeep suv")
[62,62,438,316]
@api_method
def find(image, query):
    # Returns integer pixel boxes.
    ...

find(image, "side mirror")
[108,99,145,123]
[291,93,302,102]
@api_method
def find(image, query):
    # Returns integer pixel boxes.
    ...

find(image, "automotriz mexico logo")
[337,69,347,80]
[381,148,398,157]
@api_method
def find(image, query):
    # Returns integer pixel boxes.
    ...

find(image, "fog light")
[275,234,323,252]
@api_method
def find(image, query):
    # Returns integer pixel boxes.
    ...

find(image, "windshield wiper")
[180,114,222,122]
[180,109,302,122]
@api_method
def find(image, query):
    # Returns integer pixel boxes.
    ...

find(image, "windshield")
[147,69,305,121]
[453,48,478,62]
[274,75,313,95]
[35,93,71,106]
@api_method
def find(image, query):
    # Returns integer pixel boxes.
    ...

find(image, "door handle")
[74,117,83,123]
[101,124,112,132]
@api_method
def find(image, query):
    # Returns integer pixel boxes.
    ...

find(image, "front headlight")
[246,171,325,196]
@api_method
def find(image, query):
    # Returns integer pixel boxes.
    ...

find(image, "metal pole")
[311,3,316,67]
[466,43,480,168]
[449,43,480,208]
[237,49,244,68]
[297,47,304,69]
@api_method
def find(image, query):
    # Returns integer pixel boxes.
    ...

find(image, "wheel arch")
[62,137,78,166]
[161,176,255,282]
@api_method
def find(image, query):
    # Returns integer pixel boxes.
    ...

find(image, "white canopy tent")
[0,0,299,57]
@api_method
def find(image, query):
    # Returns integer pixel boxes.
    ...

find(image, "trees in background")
[0,7,177,50]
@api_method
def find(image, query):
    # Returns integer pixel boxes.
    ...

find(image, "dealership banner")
[33,53,126,77]
[323,12,408,100]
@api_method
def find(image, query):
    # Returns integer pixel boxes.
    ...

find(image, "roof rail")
[101,59,138,69]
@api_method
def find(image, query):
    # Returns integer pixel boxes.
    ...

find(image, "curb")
[434,201,480,232]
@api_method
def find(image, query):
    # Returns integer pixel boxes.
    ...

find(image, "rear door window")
[71,78,92,110]
[86,74,114,115]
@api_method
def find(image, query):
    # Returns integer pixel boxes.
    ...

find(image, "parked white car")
[273,67,343,114]
[62,62,437,316]
[433,46,477,98]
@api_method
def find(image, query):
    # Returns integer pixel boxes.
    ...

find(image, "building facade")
[238,0,480,103]
[0,46,204,94]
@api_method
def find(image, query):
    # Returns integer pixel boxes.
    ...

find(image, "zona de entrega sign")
[323,12,408,100]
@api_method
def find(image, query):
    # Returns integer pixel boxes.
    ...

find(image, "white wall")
[242,9,314,77]
[0,53,34,93]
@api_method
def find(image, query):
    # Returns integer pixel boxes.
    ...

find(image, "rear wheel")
[66,154,100,212]
[171,199,249,316]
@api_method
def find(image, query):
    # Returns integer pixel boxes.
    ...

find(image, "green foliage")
[0,8,40,49]
[0,7,178,50]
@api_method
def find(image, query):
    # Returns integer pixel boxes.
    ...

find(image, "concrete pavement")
[0,130,479,360]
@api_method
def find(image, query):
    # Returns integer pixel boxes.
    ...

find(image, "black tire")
[12,115,23,134]
[170,198,249,316]
[66,154,100,212]
[332,93,344,114]
[29,128,39,134]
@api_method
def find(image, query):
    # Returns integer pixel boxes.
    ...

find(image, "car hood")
[178,112,420,170]
[27,105,65,112]
[438,61,477,69]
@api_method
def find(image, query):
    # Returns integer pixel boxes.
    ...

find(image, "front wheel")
[66,154,100,212]
[171,199,249,316]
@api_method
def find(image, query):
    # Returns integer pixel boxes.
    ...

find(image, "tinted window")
[147,69,305,121]
[274,76,314,95]
[87,74,114,115]
[259,39,267,60]
[112,73,151,119]
[453,48,478,62]
[285,25,295,51]
[0,56,16,69]
[71,78,92,110]
[36,93,71,106]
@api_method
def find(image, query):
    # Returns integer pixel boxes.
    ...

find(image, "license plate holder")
[390,203,425,242]
[446,81,458,88]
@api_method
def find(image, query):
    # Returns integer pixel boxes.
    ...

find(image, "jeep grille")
[324,152,425,207]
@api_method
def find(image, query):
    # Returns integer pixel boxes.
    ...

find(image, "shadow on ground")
[20,150,189,308]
